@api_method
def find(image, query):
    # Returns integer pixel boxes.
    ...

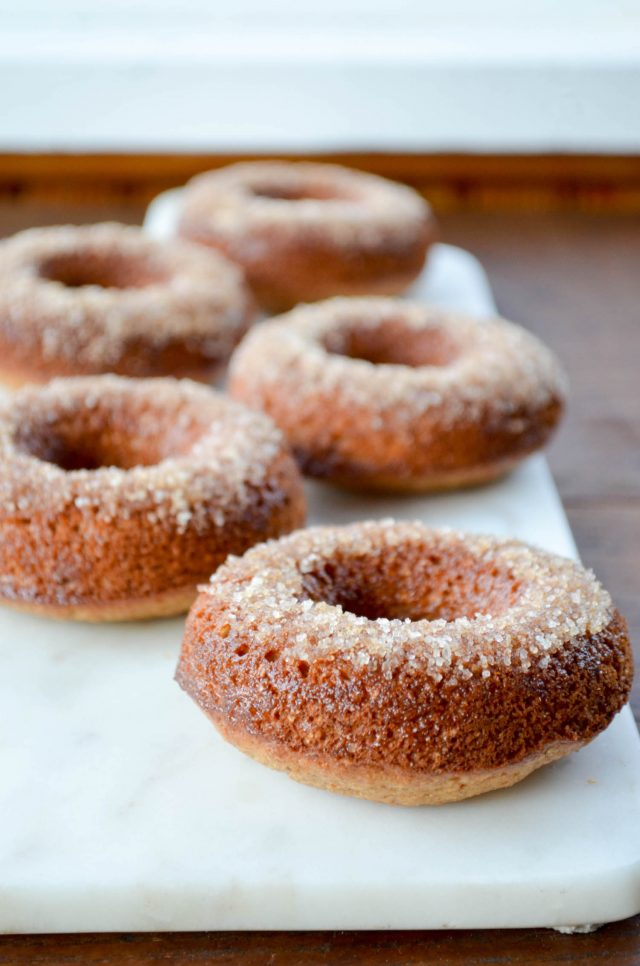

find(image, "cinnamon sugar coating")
[0,223,255,386]
[229,297,568,491]
[178,162,435,312]
[177,521,633,804]
[0,375,306,619]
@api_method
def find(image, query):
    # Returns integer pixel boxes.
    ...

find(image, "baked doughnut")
[0,223,255,389]
[229,297,567,491]
[177,161,435,312]
[0,375,305,621]
[177,521,633,805]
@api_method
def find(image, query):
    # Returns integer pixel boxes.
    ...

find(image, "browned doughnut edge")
[177,568,632,806]
[180,224,435,314]
[0,341,226,389]
[201,714,583,806]
[1,583,197,622]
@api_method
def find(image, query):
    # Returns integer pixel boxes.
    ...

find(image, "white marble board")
[0,192,638,934]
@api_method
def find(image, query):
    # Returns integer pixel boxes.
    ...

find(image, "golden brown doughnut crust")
[0,223,255,387]
[177,522,633,805]
[0,375,306,620]
[229,297,567,491]
[178,161,435,312]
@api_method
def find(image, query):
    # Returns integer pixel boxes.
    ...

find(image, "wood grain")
[0,198,638,964]
[2,923,640,965]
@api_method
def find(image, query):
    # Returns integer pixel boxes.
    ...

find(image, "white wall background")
[1,0,639,151]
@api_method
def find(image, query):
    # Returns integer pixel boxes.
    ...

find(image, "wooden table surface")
[0,202,638,965]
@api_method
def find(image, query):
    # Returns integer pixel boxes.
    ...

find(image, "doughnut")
[177,521,633,806]
[0,375,305,621]
[229,297,567,491]
[177,161,435,312]
[0,223,255,389]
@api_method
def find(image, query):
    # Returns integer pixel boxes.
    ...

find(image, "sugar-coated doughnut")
[0,223,255,388]
[177,521,632,805]
[178,161,435,312]
[0,375,305,621]
[229,297,567,491]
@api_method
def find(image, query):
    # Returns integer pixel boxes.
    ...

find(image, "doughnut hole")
[300,542,521,622]
[323,317,460,368]
[37,249,167,290]
[13,394,210,470]
[247,180,355,203]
